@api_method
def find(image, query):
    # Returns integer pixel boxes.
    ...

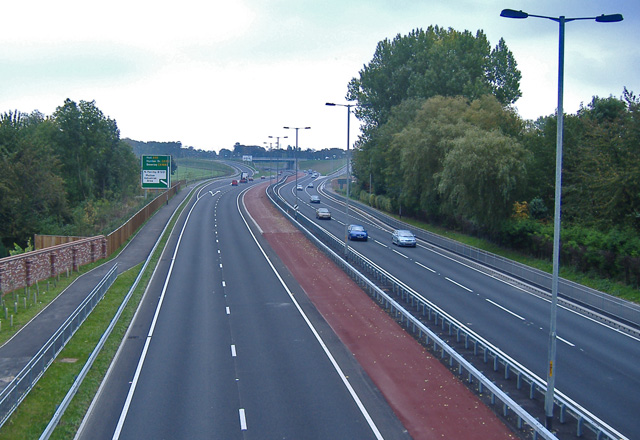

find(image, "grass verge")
[397,216,640,303]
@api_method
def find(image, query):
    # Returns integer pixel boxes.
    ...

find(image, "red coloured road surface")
[244,183,515,440]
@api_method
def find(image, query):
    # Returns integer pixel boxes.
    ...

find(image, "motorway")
[281,170,640,440]
[76,176,408,440]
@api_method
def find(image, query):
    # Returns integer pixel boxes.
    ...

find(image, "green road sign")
[141,155,171,189]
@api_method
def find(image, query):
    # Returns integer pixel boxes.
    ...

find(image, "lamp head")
[500,9,529,19]
[595,13,623,23]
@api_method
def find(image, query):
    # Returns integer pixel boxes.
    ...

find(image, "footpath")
[0,184,195,393]
[243,181,516,440]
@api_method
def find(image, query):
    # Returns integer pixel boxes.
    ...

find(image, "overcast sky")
[2,0,638,152]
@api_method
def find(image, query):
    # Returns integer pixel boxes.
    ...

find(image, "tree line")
[0,99,140,257]
[348,26,640,287]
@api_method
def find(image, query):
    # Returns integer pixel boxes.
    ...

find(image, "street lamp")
[269,135,288,182]
[500,8,623,430]
[283,126,310,218]
[326,102,357,256]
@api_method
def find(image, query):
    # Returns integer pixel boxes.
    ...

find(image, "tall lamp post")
[500,8,623,430]
[269,135,288,182]
[283,126,310,218]
[325,102,356,256]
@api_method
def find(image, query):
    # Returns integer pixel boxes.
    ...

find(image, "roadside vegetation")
[346,26,640,295]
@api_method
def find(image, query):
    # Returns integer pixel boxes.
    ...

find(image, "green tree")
[51,99,139,205]
[376,95,525,227]
[0,111,68,250]
[568,91,640,229]
[437,128,529,231]
[347,26,521,134]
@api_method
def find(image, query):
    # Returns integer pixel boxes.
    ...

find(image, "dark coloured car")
[392,229,416,247]
[347,224,368,241]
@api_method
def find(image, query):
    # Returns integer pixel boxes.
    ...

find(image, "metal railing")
[267,180,627,440]
[0,264,118,428]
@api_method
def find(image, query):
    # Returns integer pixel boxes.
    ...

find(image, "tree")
[374,95,526,227]
[347,26,522,135]
[0,111,68,250]
[437,128,529,231]
[568,91,640,230]
[51,99,139,205]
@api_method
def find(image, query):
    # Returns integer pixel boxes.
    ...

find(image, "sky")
[2,0,638,153]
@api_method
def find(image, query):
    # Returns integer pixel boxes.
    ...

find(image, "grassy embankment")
[173,158,232,183]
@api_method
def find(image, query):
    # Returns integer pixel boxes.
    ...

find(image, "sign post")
[141,155,171,190]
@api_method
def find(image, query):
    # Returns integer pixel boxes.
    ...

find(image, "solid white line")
[445,277,473,292]
[486,299,525,321]
[239,408,247,430]
[415,261,436,273]
[231,345,237,357]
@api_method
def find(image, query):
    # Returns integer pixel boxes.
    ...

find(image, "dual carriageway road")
[75,169,638,439]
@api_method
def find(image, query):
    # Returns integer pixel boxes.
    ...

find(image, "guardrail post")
[529,382,536,400]
[577,416,584,437]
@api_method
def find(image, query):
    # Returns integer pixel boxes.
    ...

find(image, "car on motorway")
[296,185,303,191]
[307,182,314,188]
[316,207,331,219]
[347,224,368,241]
[392,229,416,247]
[310,195,320,203]
[248,176,254,181]
[231,179,238,186]
[261,175,266,179]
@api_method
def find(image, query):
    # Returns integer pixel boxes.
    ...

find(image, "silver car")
[392,229,416,247]
[316,207,331,219]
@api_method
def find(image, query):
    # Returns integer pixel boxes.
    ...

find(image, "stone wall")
[0,236,106,294]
